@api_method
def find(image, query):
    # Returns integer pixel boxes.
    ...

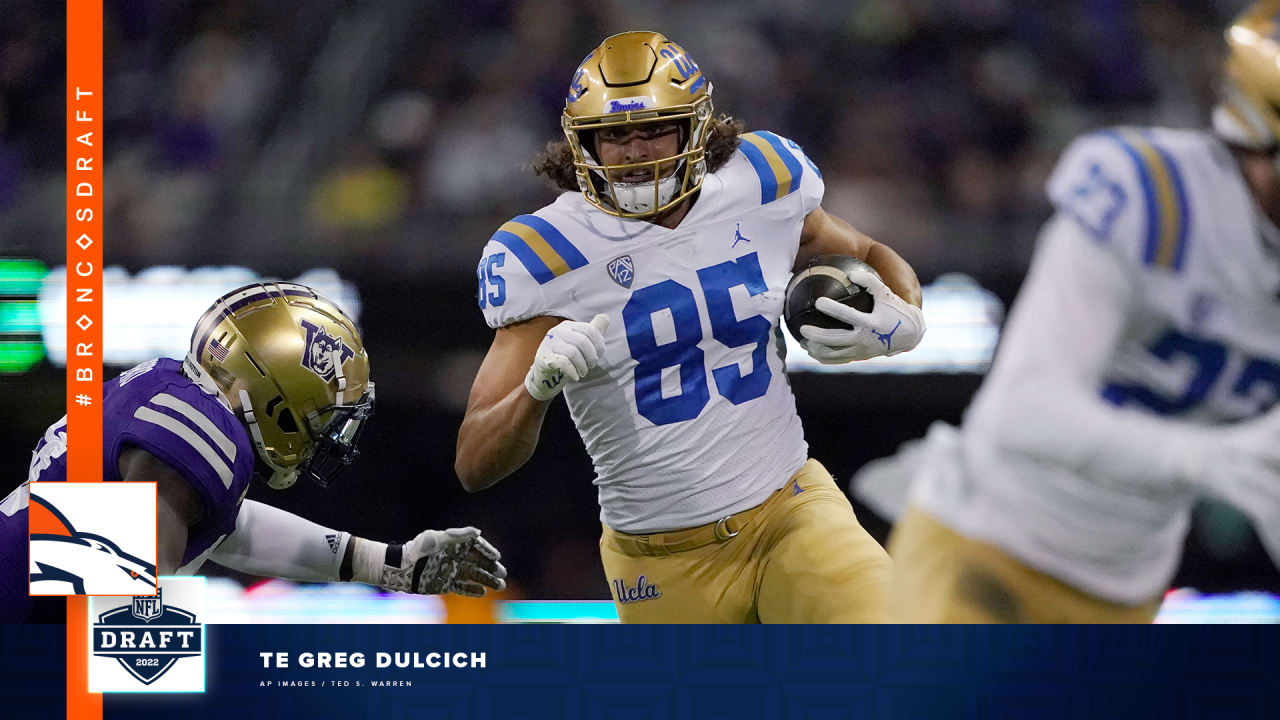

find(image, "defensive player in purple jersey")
[1,283,505,623]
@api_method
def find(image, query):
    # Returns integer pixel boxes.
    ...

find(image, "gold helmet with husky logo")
[563,31,714,218]
[185,282,373,489]
[1218,1,1280,149]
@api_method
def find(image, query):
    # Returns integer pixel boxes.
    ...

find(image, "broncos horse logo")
[28,491,157,595]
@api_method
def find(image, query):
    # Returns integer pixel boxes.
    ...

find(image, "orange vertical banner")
[65,1,103,718]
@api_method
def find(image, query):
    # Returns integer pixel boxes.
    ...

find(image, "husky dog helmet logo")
[28,492,157,595]
[93,587,202,685]
[299,319,355,381]
[607,255,635,289]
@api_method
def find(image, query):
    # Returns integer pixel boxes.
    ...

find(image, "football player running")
[1,283,505,623]
[887,2,1280,623]
[457,32,924,623]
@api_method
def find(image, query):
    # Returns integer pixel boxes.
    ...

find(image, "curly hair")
[531,114,746,192]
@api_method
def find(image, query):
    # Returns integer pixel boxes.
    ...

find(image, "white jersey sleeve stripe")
[150,393,237,462]
[1,481,28,517]
[133,406,235,489]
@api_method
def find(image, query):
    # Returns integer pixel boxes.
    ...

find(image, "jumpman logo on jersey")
[875,320,902,351]
[791,479,804,496]
[732,223,751,248]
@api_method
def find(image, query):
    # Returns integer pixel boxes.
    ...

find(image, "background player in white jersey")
[456,32,925,623]
[887,1,1280,623]
[1,283,504,623]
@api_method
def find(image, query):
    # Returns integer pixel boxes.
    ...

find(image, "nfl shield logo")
[132,589,163,622]
[607,255,634,288]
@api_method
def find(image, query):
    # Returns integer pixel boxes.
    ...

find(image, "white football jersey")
[911,127,1280,604]
[478,131,824,532]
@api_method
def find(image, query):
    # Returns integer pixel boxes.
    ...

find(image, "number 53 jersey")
[478,131,824,533]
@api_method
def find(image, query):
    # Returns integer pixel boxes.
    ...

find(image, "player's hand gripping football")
[525,314,610,401]
[798,265,925,363]
[351,527,507,597]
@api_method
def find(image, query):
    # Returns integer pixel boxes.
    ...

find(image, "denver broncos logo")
[28,491,157,595]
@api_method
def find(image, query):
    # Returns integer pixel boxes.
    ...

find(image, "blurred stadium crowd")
[3,0,1236,279]
[2,0,1275,602]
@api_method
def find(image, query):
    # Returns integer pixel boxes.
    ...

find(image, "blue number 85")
[622,252,773,426]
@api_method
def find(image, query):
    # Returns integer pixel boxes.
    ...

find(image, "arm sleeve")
[969,212,1207,488]
[206,499,350,583]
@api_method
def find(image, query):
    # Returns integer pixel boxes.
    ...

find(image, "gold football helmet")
[184,282,374,489]
[563,31,713,218]
[1218,0,1280,149]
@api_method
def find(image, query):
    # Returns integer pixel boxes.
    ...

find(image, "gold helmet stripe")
[738,131,804,204]
[1105,130,1190,272]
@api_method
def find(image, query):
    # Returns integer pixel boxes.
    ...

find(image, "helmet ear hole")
[264,395,284,417]
[276,407,299,434]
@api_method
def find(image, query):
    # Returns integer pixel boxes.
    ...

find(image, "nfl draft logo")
[299,319,355,381]
[90,577,206,692]
[607,255,635,289]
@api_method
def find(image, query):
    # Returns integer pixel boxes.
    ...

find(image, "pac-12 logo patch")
[28,483,158,596]
[607,255,635,289]
[90,577,206,692]
[300,319,355,382]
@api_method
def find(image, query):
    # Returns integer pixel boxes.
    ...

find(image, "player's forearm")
[454,384,551,491]
[862,241,922,308]
[207,500,349,582]
[986,380,1205,489]
[798,209,921,307]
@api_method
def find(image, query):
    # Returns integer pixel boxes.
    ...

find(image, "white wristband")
[349,536,391,587]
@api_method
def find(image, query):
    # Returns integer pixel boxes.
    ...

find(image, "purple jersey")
[4,358,254,588]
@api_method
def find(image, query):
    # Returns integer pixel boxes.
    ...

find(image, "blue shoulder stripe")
[756,131,803,194]
[738,131,804,204]
[1142,134,1190,272]
[489,214,588,285]
[1097,130,1190,272]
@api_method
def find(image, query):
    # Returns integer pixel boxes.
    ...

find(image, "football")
[783,254,878,342]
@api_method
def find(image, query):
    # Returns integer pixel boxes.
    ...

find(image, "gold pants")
[888,506,1161,623]
[599,459,892,623]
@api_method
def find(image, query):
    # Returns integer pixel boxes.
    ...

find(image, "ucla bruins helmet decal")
[185,282,374,489]
[563,31,714,218]
[1217,1,1280,150]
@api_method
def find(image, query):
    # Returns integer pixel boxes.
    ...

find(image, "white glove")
[1173,408,1280,564]
[525,314,610,401]
[798,265,925,363]
[350,527,507,597]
